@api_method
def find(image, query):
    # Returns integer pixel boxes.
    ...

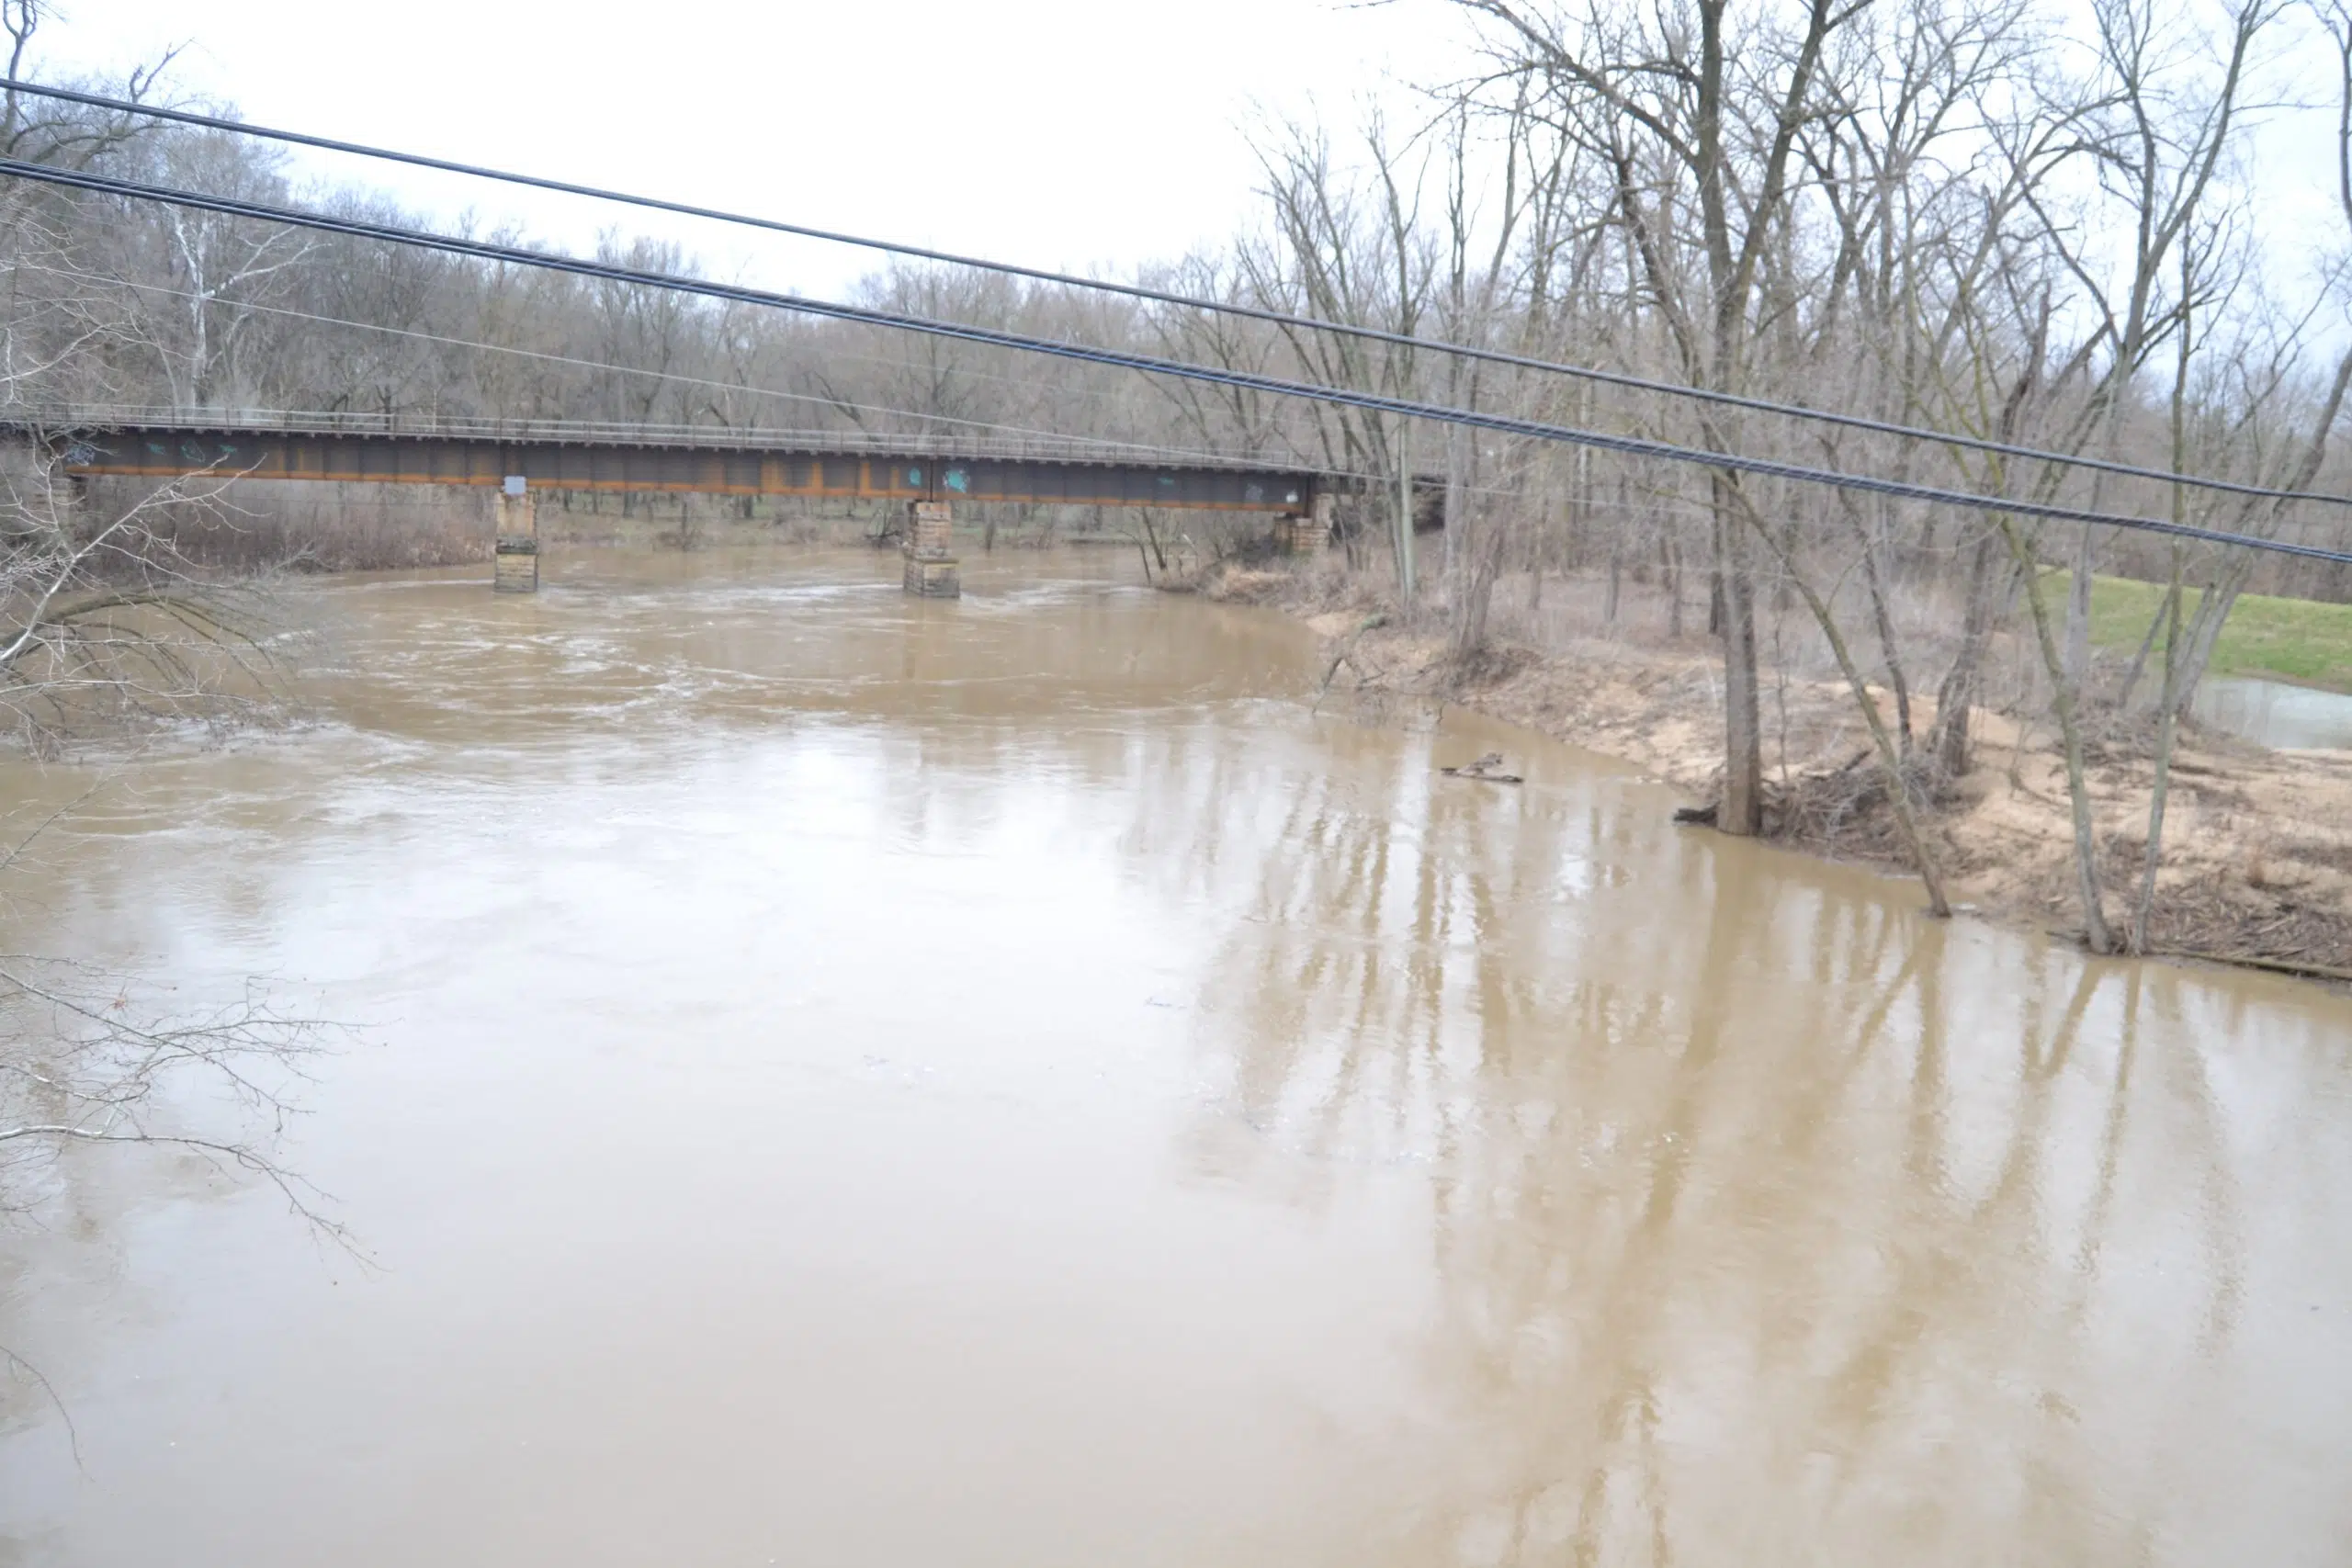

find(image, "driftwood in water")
[1440,751,1524,784]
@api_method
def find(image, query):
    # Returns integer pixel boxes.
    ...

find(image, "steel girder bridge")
[20,408,1340,598]
[27,407,1324,512]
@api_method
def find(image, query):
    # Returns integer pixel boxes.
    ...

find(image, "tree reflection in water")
[1,558,2343,1566]
[1133,706,2342,1566]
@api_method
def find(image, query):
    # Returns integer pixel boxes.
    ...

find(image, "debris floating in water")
[1440,751,1523,784]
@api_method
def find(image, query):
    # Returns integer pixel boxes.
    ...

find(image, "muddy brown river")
[2,548,2348,1565]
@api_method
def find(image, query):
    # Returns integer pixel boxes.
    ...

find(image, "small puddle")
[2192,674,2352,750]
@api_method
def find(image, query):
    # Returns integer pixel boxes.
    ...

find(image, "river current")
[2,549,2347,1565]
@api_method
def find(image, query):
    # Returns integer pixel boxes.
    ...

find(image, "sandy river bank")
[1204,561,2352,988]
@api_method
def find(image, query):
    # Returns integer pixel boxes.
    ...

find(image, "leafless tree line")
[1204,0,2352,953]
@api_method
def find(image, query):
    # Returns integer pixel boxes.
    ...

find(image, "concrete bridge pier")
[902,500,959,598]
[493,478,538,592]
[1280,491,1336,554]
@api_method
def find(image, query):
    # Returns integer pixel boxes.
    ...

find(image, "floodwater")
[2193,672,2352,751]
[3,548,2349,1566]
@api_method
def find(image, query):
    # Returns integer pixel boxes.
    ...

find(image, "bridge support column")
[1280,491,1336,554]
[902,500,959,598]
[493,479,538,592]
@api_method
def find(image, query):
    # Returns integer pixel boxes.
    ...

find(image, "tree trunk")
[2167,557,2253,716]
[1445,432,1499,660]
[1393,416,1418,607]
[1928,524,2001,779]
[1747,511,1951,916]
[2006,520,2115,953]
[1848,493,1912,754]
[1665,536,1684,638]
[1714,475,1765,837]
[2064,525,2096,688]
[1442,421,1470,629]
[2132,559,2187,953]
[2115,588,2171,711]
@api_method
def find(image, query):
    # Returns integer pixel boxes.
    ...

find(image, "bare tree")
[1458,0,1870,836]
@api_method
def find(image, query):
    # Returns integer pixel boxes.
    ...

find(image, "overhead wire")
[65,335,1903,540]
[4,155,2350,567]
[38,274,1986,537]
[8,75,2351,516]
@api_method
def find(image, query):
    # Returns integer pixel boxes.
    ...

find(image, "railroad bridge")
[21,408,1342,598]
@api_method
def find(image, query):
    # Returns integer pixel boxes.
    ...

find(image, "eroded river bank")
[4,548,2349,1565]
[1203,561,2352,983]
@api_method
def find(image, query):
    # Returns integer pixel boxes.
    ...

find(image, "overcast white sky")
[34,0,1469,299]
[26,0,2352,346]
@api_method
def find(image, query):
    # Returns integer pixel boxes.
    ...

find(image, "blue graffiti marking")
[945,468,969,493]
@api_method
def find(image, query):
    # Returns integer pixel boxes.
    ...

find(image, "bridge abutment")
[902,500,959,598]
[493,480,538,592]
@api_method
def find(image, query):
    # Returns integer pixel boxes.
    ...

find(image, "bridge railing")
[5,402,1340,476]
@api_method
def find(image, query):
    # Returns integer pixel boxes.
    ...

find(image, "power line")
[9,74,2349,516]
[6,155,2351,569]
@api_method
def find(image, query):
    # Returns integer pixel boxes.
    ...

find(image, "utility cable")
[40,271,1705,521]
[5,155,2350,568]
[8,75,2349,515]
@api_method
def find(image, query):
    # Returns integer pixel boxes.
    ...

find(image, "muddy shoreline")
[1204,561,2352,992]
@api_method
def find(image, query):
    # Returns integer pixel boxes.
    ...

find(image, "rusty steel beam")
[43,422,1326,513]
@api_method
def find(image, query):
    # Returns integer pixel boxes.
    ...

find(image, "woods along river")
[2,548,2348,1565]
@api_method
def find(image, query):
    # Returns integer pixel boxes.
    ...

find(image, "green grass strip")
[2044,571,2352,693]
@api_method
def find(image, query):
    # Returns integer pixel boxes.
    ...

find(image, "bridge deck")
[24,410,1329,513]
